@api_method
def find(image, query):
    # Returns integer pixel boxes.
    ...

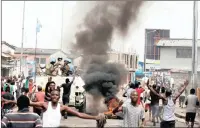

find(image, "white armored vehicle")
[36,75,86,112]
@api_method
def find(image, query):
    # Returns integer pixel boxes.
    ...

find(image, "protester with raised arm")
[113,90,145,127]
[2,89,106,128]
[146,78,189,128]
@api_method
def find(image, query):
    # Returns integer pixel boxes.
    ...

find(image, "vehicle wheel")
[79,98,86,113]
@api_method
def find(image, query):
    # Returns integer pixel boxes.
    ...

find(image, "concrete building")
[145,29,170,60]
[157,39,200,84]
[1,41,16,76]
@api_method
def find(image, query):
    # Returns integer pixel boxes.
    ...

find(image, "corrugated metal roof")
[156,39,200,47]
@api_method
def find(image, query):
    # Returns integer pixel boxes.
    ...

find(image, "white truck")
[35,75,86,112]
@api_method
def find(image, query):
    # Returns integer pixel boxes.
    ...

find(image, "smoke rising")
[74,1,144,99]
[117,1,144,35]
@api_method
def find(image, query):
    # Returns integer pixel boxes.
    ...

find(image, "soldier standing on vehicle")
[61,60,70,76]
[59,74,75,119]
[46,58,59,76]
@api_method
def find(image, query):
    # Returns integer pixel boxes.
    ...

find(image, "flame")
[104,98,119,116]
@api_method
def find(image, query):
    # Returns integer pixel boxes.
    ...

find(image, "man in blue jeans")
[150,84,160,126]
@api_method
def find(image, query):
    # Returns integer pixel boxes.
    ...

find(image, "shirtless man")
[2,89,106,127]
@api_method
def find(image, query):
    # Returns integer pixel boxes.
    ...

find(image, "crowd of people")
[120,78,199,128]
[1,74,200,128]
[1,75,106,128]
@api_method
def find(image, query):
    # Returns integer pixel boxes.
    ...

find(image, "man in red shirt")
[35,86,45,102]
[29,79,34,94]
[134,82,145,105]
[33,86,45,116]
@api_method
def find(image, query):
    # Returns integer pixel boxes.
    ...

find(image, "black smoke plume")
[74,1,144,99]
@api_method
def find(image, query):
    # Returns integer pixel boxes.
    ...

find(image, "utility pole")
[144,32,147,75]
[34,19,39,83]
[20,1,26,75]
[61,1,64,51]
[191,1,198,89]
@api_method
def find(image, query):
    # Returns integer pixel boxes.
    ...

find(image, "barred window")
[130,55,133,68]
[176,48,192,58]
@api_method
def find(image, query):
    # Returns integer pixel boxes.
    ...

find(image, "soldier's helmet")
[57,57,62,61]
[64,58,71,63]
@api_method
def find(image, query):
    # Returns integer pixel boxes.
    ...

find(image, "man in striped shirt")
[1,95,42,128]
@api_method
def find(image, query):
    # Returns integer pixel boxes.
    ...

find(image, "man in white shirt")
[113,90,145,127]
[185,88,199,128]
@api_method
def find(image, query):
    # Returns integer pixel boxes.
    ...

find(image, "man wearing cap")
[46,58,59,76]
[61,60,70,76]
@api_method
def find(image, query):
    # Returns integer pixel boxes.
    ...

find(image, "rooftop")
[2,41,16,50]
[15,48,59,55]
[156,38,200,47]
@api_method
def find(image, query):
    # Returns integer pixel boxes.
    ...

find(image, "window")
[130,55,133,68]
[127,54,129,65]
[40,58,46,64]
[125,54,127,65]
[22,57,26,65]
[36,58,40,64]
[176,48,192,58]
[125,54,128,65]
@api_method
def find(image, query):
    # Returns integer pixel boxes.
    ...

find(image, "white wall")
[160,47,200,71]
[73,56,82,67]
[2,44,15,55]
[50,51,67,60]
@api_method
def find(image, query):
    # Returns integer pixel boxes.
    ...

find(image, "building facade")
[157,39,200,71]
[145,29,170,60]
[157,39,200,85]
[1,41,16,76]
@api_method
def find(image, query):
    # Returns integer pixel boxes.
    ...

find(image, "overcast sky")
[2,1,200,60]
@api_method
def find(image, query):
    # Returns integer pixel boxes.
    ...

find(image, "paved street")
[12,106,200,127]
[60,116,198,127]
[11,90,200,127]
